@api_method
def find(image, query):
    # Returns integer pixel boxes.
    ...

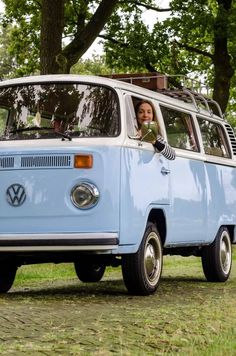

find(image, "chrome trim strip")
[0,245,117,252]
[0,232,118,240]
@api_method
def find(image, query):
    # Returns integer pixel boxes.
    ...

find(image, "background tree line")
[0,0,236,125]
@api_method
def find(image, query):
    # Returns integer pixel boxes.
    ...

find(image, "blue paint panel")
[0,147,121,234]
[119,145,170,251]
[165,157,207,244]
[204,162,236,240]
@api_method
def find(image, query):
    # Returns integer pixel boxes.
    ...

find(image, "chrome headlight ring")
[71,182,100,209]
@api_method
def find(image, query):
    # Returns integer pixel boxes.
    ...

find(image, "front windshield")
[0,83,120,140]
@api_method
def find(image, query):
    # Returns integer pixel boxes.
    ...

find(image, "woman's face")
[137,103,153,126]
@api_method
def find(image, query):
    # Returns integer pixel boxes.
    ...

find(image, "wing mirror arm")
[140,121,159,143]
[128,121,159,144]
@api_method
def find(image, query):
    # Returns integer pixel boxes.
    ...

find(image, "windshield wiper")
[9,126,72,141]
[54,131,72,141]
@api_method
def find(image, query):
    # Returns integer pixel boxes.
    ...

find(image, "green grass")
[0,248,235,355]
[14,262,76,285]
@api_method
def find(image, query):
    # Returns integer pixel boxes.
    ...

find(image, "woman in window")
[135,100,175,160]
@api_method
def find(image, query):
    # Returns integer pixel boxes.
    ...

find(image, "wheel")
[0,264,17,293]
[201,227,232,282]
[122,222,163,295]
[74,257,106,282]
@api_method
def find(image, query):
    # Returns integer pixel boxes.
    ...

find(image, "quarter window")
[198,118,230,158]
[160,106,199,151]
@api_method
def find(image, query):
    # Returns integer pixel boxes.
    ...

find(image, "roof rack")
[156,88,223,119]
[103,73,224,119]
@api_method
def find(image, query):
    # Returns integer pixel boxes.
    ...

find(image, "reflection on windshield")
[0,83,120,140]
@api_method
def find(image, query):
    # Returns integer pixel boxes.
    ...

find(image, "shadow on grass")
[7,279,129,298]
[162,275,206,282]
[3,275,216,300]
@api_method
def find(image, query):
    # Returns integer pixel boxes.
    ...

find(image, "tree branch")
[99,34,157,73]
[175,40,214,59]
[119,0,171,12]
[99,34,128,47]
[61,0,120,71]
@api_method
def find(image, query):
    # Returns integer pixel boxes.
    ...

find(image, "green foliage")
[71,54,112,75]
[0,0,161,77]
[1,0,41,77]
[225,78,236,130]
[0,0,111,77]
[104,0,236,113]
[1,0,236,115]
[104,5,161,73]
[0,26,15,78]
[105,1,215,78]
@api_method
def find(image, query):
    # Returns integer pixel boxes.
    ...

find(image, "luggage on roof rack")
[103,73,223,119]
[103,72,167,91]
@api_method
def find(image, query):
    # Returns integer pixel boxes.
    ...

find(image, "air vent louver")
[0,156,14,168]
[224,123,236,156]
[21,155,72,168]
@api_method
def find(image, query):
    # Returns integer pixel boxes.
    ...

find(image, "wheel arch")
[201,224,232,282]
[147,208,166,246]
[223,225,235,243]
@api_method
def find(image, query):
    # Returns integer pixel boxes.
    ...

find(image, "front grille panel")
[0,155,72,170]
[21,155,72,168]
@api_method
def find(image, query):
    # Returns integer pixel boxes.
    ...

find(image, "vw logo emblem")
[6,184,26,207]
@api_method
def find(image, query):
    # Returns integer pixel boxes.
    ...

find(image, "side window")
[198,118,230,158]
[160,105,199,151]
[125,95,159,138]
[125,95,137,137]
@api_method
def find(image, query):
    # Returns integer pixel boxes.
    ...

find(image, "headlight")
[71,182,99,209]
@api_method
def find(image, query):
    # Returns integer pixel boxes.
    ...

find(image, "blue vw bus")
[0,74,235,295]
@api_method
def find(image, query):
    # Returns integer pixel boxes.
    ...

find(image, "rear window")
[198,118,230,158]
[0,83,120,140]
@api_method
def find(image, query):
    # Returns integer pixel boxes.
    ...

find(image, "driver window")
[125,96,137,137]
[126,95,161,138]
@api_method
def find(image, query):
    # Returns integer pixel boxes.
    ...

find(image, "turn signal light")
[74,154,93,168]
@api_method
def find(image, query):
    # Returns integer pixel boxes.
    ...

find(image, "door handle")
[161,167,171,175]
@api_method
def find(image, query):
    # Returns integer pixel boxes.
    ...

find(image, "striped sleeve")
[154,135,176,160]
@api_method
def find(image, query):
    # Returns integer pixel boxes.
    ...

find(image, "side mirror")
[141,121,158,143]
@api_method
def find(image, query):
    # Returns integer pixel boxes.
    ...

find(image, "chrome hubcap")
[144,232,162,286]
[220,232,231,274]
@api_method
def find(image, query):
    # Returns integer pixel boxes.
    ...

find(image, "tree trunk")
[60,0,119,73]
[40,0,65,74]
[40,0,119,74]
[212,0,234,113]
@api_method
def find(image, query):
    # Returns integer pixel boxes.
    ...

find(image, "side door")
[160,105,208,246]
[119,93,171,247]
